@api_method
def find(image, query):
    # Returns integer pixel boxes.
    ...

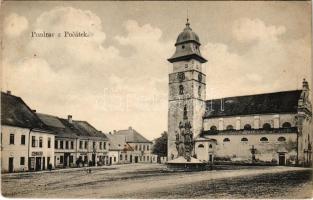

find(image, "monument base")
[166,156,208,171]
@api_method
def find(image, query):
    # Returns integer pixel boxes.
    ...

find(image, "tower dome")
[175,20,200,46]
[168,19,207,63]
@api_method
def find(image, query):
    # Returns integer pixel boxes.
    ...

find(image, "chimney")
[303,78,309,90]
[128,126,132,130]
[7,90,11,95]
[109,132,112,135]
[113,130,116,134]
[68,115,72,124]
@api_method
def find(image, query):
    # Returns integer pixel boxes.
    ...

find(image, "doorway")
[9,157,14,173]
[36,157,42,171]
[135,156,138,163]
[92,154,96,166]
[42,157,45,170]
[278,153,286,165]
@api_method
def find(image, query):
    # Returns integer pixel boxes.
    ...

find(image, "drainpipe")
[27,128,33,171]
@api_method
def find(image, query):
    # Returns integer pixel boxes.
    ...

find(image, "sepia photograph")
[0,1,312,199]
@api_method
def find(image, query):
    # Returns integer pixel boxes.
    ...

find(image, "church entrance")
[278,153,286,165]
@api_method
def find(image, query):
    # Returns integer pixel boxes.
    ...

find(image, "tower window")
[179,85,184,95]
[178,72,185,81]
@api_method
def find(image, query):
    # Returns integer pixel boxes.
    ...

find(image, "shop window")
[21,135,26,145]
[263,123,271,130]
[223,138,230,142]
[10,134,14,145]
[198,144,204,148]
[260,137,269,142]
[282,122,291,128]
[244,124,252,130]
[277,137,286,142]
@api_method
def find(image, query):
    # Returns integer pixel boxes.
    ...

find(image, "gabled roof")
[114,127,152,143]
[204,90,302,118]
[105,133,133,151]
[36,113,107,140]
[36,113,77,139]
[73,120,108,140]
[1,92,49,131]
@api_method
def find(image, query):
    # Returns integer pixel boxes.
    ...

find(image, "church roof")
[204,90,302,118]
[1,92,49,131]
[114,127,152,143]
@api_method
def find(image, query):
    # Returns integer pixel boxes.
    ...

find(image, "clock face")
[178,72,185,81]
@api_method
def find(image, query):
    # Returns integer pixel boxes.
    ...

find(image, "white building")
[1,91,55,173]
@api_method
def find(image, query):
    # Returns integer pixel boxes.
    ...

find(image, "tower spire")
[186,9,190,27]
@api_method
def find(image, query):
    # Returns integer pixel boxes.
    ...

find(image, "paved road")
[1,164,312,198]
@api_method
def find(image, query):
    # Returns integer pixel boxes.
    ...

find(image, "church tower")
[167,19,207,160]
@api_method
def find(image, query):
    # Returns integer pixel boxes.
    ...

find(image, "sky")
[1,1,312,140]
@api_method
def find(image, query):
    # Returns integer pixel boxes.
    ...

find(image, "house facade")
[1,91,55,173]
[106,127,153,164]
[167,20,312,166]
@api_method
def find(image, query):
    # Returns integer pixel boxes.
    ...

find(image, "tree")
[152,131,168,158]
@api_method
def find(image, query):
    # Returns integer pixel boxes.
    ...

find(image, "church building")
[167,19,312,166]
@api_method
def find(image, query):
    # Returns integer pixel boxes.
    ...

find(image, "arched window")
[198,144,204,148]
[260,137,269,142]
[282,122,291,128]
[241,137,248,142]
[223,138,230,142]
[226,125,234,130]
[263,123,271,130]
[198,86,201,97]
[210,126,217,131]
[209,144,213,148]
[244,124,252,130]
[277,137,286,142]
[179,85,184,95]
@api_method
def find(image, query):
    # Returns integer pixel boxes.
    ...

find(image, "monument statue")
[175,120,194,162]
